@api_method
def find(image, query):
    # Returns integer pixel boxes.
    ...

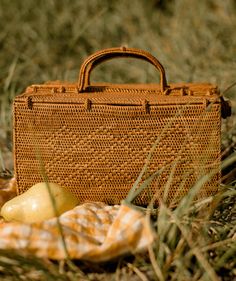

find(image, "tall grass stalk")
[126,147,236,280]
[34,146,85,277]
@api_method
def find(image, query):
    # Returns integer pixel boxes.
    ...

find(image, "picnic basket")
[13,47,231,205]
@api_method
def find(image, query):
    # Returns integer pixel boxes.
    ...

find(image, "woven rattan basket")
[13,47,231,205]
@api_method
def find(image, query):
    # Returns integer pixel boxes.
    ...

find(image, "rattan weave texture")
[13,47,230,205]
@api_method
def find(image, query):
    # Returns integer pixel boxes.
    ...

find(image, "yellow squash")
[0,182,79,223]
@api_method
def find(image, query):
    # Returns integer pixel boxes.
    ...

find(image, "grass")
[0,0,236,280]
[0,181,235,280]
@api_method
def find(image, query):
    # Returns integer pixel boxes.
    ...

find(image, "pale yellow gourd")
[0,182,79,223]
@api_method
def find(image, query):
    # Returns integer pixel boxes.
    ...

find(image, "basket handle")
[78,47,168,93]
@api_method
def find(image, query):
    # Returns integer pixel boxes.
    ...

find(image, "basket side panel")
[13,101,221,205]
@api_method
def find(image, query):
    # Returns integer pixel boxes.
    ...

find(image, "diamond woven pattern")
[13,91,221,205]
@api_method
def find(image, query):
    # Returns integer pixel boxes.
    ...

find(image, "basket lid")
[15,81,220,106]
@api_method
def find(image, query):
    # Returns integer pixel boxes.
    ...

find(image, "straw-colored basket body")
[13,48,230,205]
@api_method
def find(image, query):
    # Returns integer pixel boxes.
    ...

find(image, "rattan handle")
[78,47,168,93]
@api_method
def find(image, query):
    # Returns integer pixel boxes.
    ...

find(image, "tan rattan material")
[13,47,231,205]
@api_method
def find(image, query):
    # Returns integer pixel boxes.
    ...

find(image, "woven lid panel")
[15,82,219,107]
[14,100,221,205]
